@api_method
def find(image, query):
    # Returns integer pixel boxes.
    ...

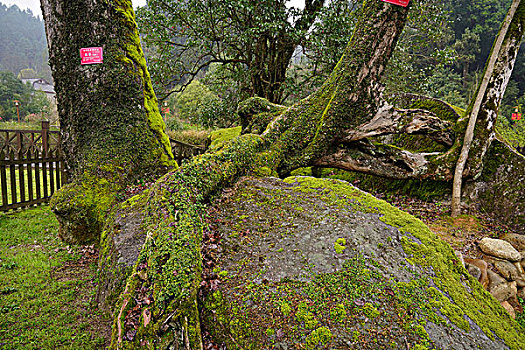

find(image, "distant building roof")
[21,78,55,95]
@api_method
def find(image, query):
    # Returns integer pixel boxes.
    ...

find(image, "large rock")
[471,141,525,232]
[501,301,516,319]
[479,238,521,261]
[200,176,525,349]
[464,258,489,288]
[490,281,517,302]
[466,263,482,280]
[488,269,507,290]
[495,260,522,281]
[502,233,525,251]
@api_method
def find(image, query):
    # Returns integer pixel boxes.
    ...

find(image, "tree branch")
[312,142,440,180]
[343,103,454,146]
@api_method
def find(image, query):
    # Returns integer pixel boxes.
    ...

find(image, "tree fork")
[106,1,412,348]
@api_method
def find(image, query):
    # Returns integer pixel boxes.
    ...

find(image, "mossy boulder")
[466,139,525,232]
[200,176,525,349]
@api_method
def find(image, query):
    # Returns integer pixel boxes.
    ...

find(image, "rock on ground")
[200,176,524,350]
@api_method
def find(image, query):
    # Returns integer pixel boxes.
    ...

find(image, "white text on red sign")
[380,0,410,7]
[80,47,103,65]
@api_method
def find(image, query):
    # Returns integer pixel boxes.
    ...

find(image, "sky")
[3,0,304,19]
[3,0,147,17]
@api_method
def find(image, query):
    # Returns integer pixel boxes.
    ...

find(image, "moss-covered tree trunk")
[41,0,175,243]
[40,0,525,348]
[104,2,413,349]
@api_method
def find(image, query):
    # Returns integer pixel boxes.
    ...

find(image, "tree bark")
[41,0,175,243]
[451,0,523,217]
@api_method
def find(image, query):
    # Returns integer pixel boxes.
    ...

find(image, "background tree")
[0,70,50,121]
[40,0,175,244]
[136,0,357,104]
[451,0,522,216]
[0,3,51,80]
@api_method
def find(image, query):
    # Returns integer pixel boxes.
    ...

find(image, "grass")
[1,167,58,206]
[0,206,110,349]
[0,121,59,131]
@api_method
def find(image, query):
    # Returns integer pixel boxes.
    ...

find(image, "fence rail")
[0,121,66,212]
[0,126,202,211]
[0,121,60,156]
[169,138,206,164]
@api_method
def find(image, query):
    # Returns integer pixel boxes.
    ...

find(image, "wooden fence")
[169,138,206,164]
[0,121,66,211]
[0,125,204,211]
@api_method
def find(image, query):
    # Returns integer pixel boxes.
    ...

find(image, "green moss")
[50,174,120,245]
[252,166,275,177]
[114,0,175,167]
[208,126,242,149]
[312,167,450,201]
[407,98,461,123]
[237,97,287,134]
[329,303,346,322]
[362,303,380,319]
[305,327,332,349]
[280,302,292,316]
[334,238,346,254]
[290,167,313,176]
[296,302,319,329]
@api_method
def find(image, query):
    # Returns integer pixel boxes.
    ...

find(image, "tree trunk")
[103,2,412,348]
[41,0,175,243]
[451,0,523,217]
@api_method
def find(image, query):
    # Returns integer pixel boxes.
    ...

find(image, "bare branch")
[312,142,441,180]
[343,103,454,146]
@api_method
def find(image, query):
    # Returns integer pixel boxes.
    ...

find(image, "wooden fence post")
[0,151,7,209]
[42,120,50,157]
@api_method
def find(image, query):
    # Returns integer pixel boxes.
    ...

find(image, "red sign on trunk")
[380,0,410,7]
[80,47,103,65]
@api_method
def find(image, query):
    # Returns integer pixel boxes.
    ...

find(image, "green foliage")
[384,0,521,112]
[517,298,525,328]
[136,0,357,104]
[496,114,525,148]
[445,0,512,71]
[0,70,51,121]
[0,206,109,349]
[169,80,224,128]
